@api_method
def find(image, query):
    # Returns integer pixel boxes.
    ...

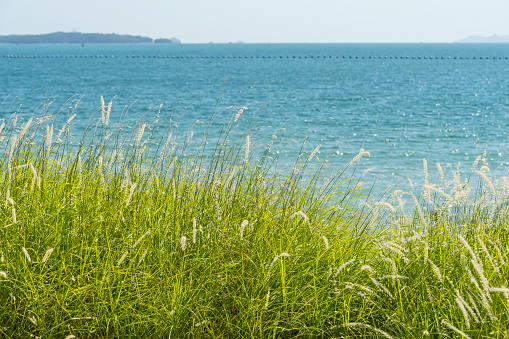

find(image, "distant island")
[154,38,181,44]
[455,34,509,43]
[0,32,181,44]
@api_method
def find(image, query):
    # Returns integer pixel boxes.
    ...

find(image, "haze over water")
[2,43,509,193]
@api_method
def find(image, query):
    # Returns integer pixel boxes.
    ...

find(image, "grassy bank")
[0,101,508,338]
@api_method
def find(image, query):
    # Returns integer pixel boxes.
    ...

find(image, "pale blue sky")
[1,0,508,43]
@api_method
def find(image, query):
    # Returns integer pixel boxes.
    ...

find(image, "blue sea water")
[1,43,509,193]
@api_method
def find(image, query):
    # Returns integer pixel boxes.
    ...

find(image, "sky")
[1,0,509,43]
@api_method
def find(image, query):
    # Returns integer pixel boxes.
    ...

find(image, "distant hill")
[154,37,181,44]
[455,34,509,43]
[0,32,179,44]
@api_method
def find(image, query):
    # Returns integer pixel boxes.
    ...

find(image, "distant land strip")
[455,34,509,43]
[0,32,181,44]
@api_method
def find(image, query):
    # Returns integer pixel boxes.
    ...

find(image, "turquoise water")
[2,43,509,191]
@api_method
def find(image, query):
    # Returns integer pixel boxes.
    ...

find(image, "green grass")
[0,102,508,338]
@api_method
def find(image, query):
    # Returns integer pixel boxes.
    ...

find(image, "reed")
[0,99,508,338]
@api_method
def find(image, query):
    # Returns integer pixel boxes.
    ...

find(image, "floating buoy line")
[1,55,509,60]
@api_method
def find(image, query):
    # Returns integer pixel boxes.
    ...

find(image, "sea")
[1,43,509,195]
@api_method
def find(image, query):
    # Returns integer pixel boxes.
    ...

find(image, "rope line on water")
[2,55,509,60]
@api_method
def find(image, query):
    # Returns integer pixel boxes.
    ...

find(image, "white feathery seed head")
[322,235,329,250]
[135,123,147,147]
[291,210,310,224]
[225,167,239,187]
[308,146,320,162]
[425,285,434,304]
[436,162,444,180]
[490,287,509,293]
[380,242,409,263]
[380,274,408,280]
[441,319,472,339]
[137,249,148,267]
[402,232,424,243]
[473,155,482,168]
[445,275,455,288]
[344,282,380,298]
[475,169,495,195]
[338,323,395,339]
[180,236,187,251]
[117,250,129,266]
[101,95,105,121]
[57,114,76,140]
[494,240,506,266]
[471,259,491,300]
[105,98,113,125]
[353,181,369,189]
[456,290,479,323]
[67,113,76,124]
[362,167,374,176]
[29,163,40,190]
[428,259,443,282]
[360,265,374,275]
[9,135,17,160]
[370,276,394,299]
[335,258,356,274]
[494,285,509,311]
[125,182,137,206]
[18,118,33,141]
[42,248,54,263]
[348,148,370,165]
[264,288,271,310]
[374,201,396,214]
[28,316,37,325]
[239,220,249,239]
[471,275,496,320]
[458,235,479,264]
[477,236,500,277]
[192,218,197,243]
[467,292,482,321]
[423,184,452,200]
[133,230,150,249]
[194,320,208,327]
[22,247,31,263]
[46,124,53,157]
[266,253,290,278]
[234,108,244,122]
